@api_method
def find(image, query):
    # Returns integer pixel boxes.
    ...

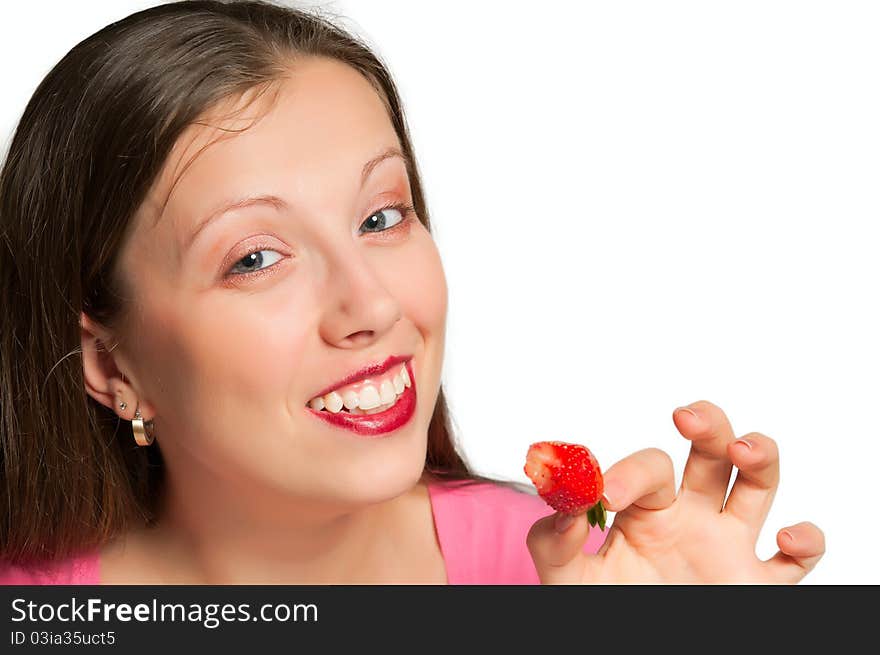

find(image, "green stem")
[586,500,607,531]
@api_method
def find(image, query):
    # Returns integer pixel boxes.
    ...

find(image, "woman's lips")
[305,360,417,437]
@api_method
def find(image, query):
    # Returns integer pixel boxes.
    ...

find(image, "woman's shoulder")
[0,551,100,585]
[426,477,607,584]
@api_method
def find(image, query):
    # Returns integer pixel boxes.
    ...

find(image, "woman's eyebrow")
[181,146,409,250]
[359,146,408,187]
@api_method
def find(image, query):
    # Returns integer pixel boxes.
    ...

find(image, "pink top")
[0,480,607,585]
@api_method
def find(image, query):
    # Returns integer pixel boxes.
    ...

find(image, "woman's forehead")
[143,57,399,234]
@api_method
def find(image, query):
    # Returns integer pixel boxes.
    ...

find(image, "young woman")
[0,0,823,584]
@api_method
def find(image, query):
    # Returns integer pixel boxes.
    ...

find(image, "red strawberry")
[524,441,607,530]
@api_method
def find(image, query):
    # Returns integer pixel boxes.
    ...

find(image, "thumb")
[526,511,589,584]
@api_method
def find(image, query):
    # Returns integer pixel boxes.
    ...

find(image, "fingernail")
[554,513,575,533]
[602,481,622,509]
[781,529,795,543]
[733,438,753,452]
[675,406,699,420]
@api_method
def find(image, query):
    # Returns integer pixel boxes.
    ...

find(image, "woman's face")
[114,56,447,508]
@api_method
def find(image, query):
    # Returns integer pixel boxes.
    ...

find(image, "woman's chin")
[325,457,426,507]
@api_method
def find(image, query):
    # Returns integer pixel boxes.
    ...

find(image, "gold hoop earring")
[132,406,155,447]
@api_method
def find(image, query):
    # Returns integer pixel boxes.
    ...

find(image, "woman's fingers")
[763,522,826,583]
[722,432,780,536]
[601,447,677,512]
[526,511,589,584]
[527,446,677,584]
[674,400,737,510]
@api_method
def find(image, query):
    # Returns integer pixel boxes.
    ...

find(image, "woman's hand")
[526,400,825,584]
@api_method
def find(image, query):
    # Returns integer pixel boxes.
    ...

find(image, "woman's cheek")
[136,289,306,424]
[392,231,447,415]
[393,230,447,333]
[124,300,194,407]
[190,288,311,399]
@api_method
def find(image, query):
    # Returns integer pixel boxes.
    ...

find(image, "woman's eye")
[360,203,413,234]
[228,249,283,276]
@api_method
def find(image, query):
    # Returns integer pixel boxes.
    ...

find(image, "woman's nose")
[317,249,402,348]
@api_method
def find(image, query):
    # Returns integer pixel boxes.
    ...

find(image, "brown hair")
[0,0,527,566]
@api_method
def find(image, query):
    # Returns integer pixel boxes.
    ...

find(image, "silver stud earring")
[119,401,127,411]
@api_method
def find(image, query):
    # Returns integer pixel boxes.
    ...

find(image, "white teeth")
[342,390,359,411]
[323,391,344,413]
[379,380,396,404]
[358,385,381,410]
[392,371,404,395]
[364,400,393,414]
[308,363,411,412]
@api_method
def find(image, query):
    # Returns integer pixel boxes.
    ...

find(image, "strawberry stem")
[586,500,607,531]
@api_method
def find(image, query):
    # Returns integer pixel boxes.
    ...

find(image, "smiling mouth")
[306,361,412,415]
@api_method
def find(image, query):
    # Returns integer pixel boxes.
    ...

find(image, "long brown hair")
[0,0,526,566]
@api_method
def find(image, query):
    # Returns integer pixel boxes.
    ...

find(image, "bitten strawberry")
[524,441,607,530]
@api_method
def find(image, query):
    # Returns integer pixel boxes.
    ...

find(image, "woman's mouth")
[304,360,417,437]
[306,361,410,414]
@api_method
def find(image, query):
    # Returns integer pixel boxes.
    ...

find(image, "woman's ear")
[80,312,151,420]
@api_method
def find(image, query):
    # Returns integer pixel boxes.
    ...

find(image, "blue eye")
[229,249,283,275]
[360,202,415,234]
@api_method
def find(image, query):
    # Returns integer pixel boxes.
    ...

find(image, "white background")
[2,1,877,584]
